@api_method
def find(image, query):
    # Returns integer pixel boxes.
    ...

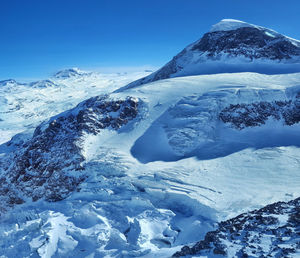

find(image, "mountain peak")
[0,79,17,86]
[53,67,90,79]
[119,20,300,91]
[210,19,259,32]
[29,79,58,88]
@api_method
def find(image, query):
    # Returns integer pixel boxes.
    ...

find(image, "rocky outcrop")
[0,95,140,212]
[219,93,300,129]
[192,27,300,60]
[173,197,300,257]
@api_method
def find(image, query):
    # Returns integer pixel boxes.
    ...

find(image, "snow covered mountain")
[1,71,300,257]
[1,20,300,258]
[121,19,300,90]
[0,79,25,87]
[53,68,91,79]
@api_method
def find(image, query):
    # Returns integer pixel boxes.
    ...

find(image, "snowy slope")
[1,72,300,257]
[121,19,300,90]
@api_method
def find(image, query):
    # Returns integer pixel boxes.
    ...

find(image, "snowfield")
[0,68,151,145]
[0,70,300,257]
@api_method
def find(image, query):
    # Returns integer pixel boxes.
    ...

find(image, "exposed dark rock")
[173,197,300,257]
[119,22,300,90]
[192,27,300,60]
[0,95,140,212]
[219,94,300,129]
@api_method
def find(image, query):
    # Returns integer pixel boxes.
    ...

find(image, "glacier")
[0,71,300,257]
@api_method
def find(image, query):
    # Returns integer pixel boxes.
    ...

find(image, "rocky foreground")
[173,197,300,257]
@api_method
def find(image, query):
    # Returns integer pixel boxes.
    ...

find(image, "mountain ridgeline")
[119,19,300,91]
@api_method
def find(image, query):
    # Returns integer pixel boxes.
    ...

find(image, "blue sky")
[1,0,300,80]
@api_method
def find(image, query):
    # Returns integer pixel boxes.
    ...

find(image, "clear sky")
[1,0,300,80]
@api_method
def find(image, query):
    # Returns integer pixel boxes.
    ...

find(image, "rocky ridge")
[173,197,300,257]
[0,95,140,213]
[220,92,300,129]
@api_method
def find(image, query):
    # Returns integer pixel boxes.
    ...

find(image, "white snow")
[1,71,300,257]
[210,19,260,32]
[0,69,151,144]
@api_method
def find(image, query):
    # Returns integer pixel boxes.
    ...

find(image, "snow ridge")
[210,19,260,32]
[53,68,91,79]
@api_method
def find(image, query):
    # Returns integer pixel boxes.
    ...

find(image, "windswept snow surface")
[1,72,300,257]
